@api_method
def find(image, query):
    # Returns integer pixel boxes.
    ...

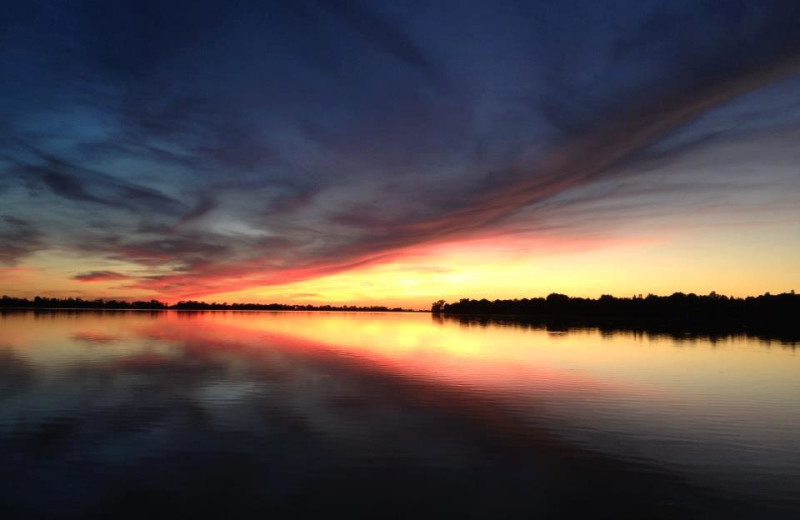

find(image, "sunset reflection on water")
[1,310,798,518]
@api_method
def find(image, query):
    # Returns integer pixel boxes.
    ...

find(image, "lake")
[1,310,798,519]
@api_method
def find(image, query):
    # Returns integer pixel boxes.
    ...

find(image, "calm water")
[1,311,798,519]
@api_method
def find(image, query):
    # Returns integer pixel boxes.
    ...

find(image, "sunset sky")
[1,0,799,308]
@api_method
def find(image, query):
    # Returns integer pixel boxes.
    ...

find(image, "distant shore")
[430,292,799,340]
[0,296,417,313]
[3,292,798,339]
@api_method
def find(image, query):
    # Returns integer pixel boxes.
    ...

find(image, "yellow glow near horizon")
[207,223,800,308]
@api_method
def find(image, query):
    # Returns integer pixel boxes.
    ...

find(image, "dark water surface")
[1,311,798,519]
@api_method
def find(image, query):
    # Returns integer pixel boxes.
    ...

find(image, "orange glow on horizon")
[2,218,799,307]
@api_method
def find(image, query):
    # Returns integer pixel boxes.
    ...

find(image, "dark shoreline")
[0,295,417,312]
[430,292,799,342]
[0,307,425,314]
[3,292,798,341]
[2,307,796,343]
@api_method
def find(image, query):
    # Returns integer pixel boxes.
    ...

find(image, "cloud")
[4,143,186,217]
[1,1,800,298]
[72,271,133,282]
[0,216,42,265]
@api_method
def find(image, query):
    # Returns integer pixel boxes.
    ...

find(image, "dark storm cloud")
[1,0,799,295]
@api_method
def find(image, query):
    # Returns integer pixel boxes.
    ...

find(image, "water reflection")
[1,310,798,518]
[433,313,800,346]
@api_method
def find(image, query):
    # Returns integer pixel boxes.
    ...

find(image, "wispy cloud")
[1,0,799,299]
[0,216,42,266]
[72,271,133,282]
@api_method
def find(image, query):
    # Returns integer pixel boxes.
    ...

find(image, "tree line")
[431,291,799,332]
[0,295,410,312]
[0,296,168,309]
[169,301,408,312]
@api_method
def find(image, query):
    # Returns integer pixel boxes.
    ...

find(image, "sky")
[1,0,799,308]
